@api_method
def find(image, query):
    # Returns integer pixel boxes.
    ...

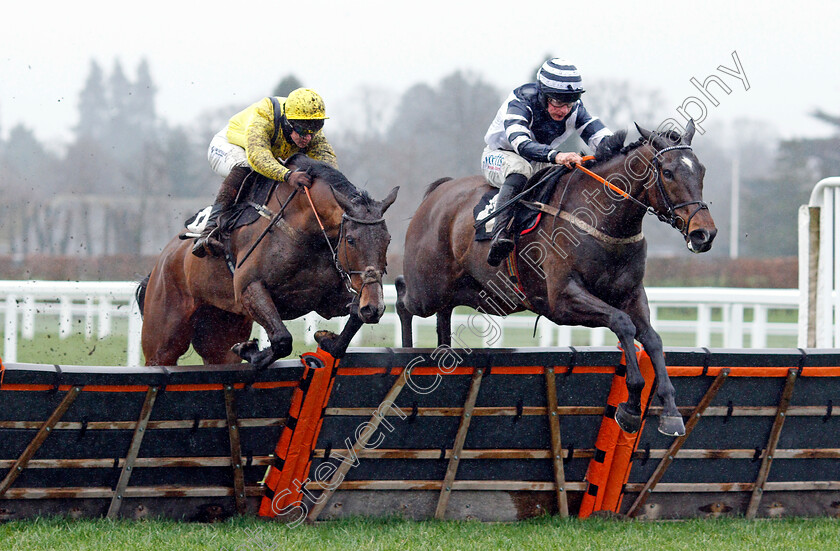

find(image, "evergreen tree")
[273,74,304,97]
[131,58,158,139]
[107,59,134,165]
[75,60,109,141]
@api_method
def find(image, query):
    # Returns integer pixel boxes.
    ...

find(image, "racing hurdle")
[1,346,838,522]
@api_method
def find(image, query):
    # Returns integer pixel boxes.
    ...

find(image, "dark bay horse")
[395,121,716,436]
[137,154,399,368]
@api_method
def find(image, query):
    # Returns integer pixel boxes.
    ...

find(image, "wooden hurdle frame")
[1,347,839,521]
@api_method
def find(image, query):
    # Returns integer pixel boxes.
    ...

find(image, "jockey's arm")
[244,107,292,182]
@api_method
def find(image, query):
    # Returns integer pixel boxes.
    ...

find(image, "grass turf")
[1,515,839,551]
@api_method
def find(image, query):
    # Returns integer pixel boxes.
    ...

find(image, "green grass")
[1,515,838,551]
[6,302,801,367]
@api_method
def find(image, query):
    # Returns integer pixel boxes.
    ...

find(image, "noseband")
[650,145,709,237]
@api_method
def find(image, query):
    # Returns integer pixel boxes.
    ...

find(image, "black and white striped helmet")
[536,58,585,102]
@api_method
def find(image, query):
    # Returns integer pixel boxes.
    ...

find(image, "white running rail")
[799,177,840,347]
[0,281,800,366]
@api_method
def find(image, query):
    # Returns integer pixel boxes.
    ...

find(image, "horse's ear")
[635,123,654,142]
[379,186,399,214]
[332,187,356,215]
[682,119,696,145]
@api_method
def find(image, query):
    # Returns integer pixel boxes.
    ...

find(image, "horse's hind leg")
[436,307,453,347]
[191,306,253,364]
[141,295,193,366]
[395,276,414,347]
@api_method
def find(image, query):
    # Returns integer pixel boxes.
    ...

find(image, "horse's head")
[331,186,399,323]
[635,120,718,253]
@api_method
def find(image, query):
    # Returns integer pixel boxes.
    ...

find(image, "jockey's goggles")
[546,95,578,108]
[289,119,324,135]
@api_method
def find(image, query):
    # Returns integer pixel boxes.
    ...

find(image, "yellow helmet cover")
[284,88,328,120]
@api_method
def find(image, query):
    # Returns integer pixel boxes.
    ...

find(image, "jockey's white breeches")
[481,147,552,188]
[207,125,249,178]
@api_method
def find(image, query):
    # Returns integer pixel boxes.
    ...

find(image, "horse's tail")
[135,274,150,318]
[423,177,453,200]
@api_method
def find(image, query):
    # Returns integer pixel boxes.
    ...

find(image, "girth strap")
[521,201,645,245]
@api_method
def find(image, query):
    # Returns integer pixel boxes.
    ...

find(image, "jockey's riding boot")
[487,173,528,267]
[191,202,226,258]
[191,166,250,258]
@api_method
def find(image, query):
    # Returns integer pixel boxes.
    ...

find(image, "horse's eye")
[346,236,356,246]
[662,169,674,179]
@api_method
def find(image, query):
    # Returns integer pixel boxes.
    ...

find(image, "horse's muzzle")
[358,268,385,323]
[358,288,385,322]
[686,228,717,253]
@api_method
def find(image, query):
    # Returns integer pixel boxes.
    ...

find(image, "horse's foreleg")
[550,285,646,433]
[626,294,686,436]
[314,312,364,358]
[235,281,293,369]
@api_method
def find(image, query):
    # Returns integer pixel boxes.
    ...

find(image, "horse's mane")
[591,127,683,166]
[424,177,454,200]
[288,153,374,208]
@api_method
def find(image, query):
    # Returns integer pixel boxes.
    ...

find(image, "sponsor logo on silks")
[482,153,505,170]
[209,146,226,159]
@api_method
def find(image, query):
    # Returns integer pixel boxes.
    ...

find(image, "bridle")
[574,144,709,238]
[333,212,386,296]
[302,186,385,296]
[648,145,709,237]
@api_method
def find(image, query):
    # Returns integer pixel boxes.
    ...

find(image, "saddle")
[473,165,571,241]
[181,171,279,271]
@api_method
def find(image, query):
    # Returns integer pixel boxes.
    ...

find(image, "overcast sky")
[2,0,838,145]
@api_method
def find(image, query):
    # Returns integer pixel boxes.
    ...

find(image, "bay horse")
[395,121,716,436]
[137,154,399,368]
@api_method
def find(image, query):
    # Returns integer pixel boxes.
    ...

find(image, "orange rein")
[302,185,327,231]
[573,156,634,202]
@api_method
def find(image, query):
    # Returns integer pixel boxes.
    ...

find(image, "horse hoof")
[314,331,341,356]
[658,415,686,437]
[615,402,642,434]
[231,339,258,361]
[314,330,338,345]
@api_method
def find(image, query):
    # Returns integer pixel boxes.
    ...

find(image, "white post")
[834,189,840,347]
[801,177,840,348]
[557,325,572,347]
[697,304,712,347]
[127,298,143,366]
[59,296,72,339]
[22,295,35,340]
[538,318,553,347]
[798,205,815,347]
[84,296,95,341]
[98,297,112,339]
[4,294,18,363]
[726,303,744,348]
[752,304,768,349]
[816,186,834,347]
